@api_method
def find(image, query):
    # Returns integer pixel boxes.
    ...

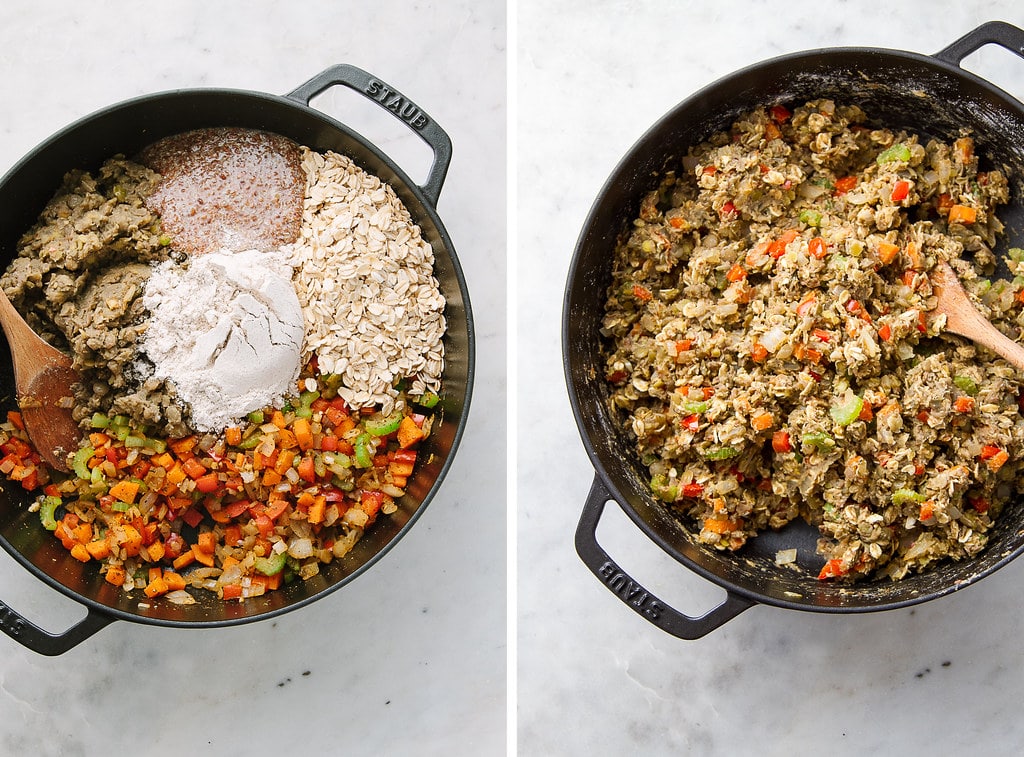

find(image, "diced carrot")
[271,410,288,429]
[85,539,111,560]
[308,495,327,525]
[120,524,142,557]
[261,468,283,487]
[764,121,781,141]
[143,574,169,598]
[937,193,954,215]
[878,323,892,342]
[919,501,935,522]
[151,452,175,470]
[954,136,974,163]
[181,457,207,480]
[768,229,799,258]
[196,531,217,555]
[877,241,900,265]
[726,264,747,282]
[818,558,846,580]
[272,450,295,476]
[109,480,140,504]
[948,204,977,225]
[173,550,196,570]
[858,402,874,422]
[251,573,282,592]
[105,565,127,587]
[89,432,111,448]
[147,540,166,562]
[703,517,740,534]
[979,444,1002,460]
[297,455,317,483]
[987,449,1010,472]
[225,427,243,447]
[751,343,769,363]
[70,543,90,563]
[193,549,215,568]
[632,284,653,302]
[397,416,425,449]
[7,411,24,430]
[276,428,298,450]
[772,430,792,453]
[72,522,93,544]
[954,396,975,413]
[163,572,187,591]
[796,293,816,317]
[751,413,774,431]
[808,237,827,259]
[221,583,242,600]
[169,436,198,456]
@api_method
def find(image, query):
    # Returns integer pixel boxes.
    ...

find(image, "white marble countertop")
[0,2,506,755]
[517,2,1024,756]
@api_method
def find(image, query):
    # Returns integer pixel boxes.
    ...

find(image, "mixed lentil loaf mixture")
[602,98,1024,581]
[0,127,446,602]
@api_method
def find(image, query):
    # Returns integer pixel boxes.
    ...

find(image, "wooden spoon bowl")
[0,289,81,472]
[930,260,1024,372]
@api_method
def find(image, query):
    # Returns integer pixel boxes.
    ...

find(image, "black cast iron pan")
[0,65,475,654]
[566,22,1024,639]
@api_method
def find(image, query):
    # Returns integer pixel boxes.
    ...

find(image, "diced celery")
[354,434,374,468]
[254,550,286,576]
[703,447,739,461]
[682,400,709,415]
[73,446,95,480]
[829,394,864,426]
[90,412,110,429]
[247,410,265,424]
[953,375,979,396]
[802,431,836,451]
[891,488,925,506]
[365,410,403,436]
[876,143,912,164]
[799,209,823,227]
[650,474,678,502]
[415,391,441,409]
[38,495,61,531]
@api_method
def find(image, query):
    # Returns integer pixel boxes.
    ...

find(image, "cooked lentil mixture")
[602,99,1024,581]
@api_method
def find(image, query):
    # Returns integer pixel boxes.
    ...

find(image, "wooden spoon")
[930,260,1024,371]
[0,289,81,472]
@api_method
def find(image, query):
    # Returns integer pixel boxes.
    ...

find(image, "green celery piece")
[829,394,864,426]
[73,446,95,480]
[876,143,912,164]
[891,488,925,506]
[38,495,61,531]
[953,375,979,396]
[703,447,739,461]
[254,550,287,576]
[650,474,678,502]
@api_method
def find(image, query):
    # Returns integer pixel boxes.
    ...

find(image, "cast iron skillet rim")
[564,37,1024,617]
[0,84,475,628]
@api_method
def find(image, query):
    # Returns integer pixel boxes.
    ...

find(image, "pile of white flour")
[140,248,304,432]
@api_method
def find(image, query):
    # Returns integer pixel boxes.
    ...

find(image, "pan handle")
[286,64,452,207]
[575,476,755,639]
[935,20,1024,67]
[0,598,114,656]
